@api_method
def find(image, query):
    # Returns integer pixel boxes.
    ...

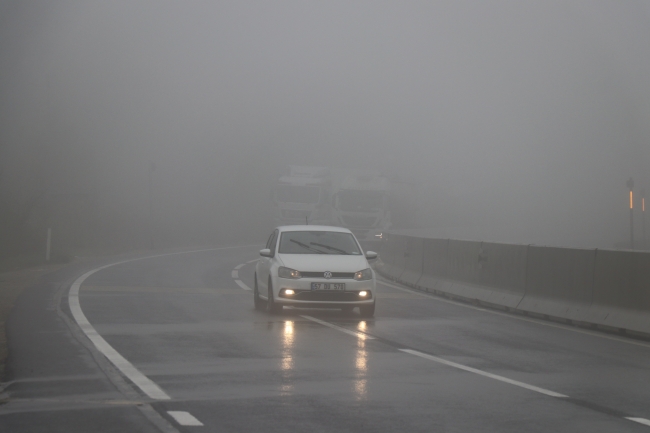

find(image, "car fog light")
[359,291,368,297]
[284,289,295,295]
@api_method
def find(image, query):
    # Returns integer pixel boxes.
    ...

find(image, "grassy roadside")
[0,264,68,381]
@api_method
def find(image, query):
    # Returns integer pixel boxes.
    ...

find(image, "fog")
[1,1,650,260]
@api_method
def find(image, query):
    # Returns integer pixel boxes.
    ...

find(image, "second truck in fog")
[272,166,417,242]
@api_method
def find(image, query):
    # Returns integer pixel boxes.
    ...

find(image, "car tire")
[266,279,283,314]
[254,274,264,311]
[359,302,375,318]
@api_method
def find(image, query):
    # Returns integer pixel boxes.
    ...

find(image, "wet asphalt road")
[3,246,650,432]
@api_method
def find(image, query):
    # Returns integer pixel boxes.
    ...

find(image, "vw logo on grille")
[323,271,332,280]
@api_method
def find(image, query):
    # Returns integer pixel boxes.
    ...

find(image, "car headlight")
[354,268,372,281]
[278,266,301,279]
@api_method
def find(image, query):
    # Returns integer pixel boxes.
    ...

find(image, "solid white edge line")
[301,315,375,340]
[167,411,204,426]
[231,270,239,278]
[69,268,171,400]
[68,245,256,400]
[400,349,568,398]
[234,264,245,270]
[235,279,252,291]
[247,259,259,264]
[627,417,650,427]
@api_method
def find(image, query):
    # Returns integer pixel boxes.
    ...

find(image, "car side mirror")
[259,248,273,258]
[365,251,378,260]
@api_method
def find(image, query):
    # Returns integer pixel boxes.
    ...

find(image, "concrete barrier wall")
[376,233,408,281]
[472,242,527,307]
[374,235,394,276]
[400,236,424,286]
[373,232,650,336]
[446,240,482,285]
[417,238,449,291]
[414,240,526,308]
[587,249,650,332]
[518,246,595,321]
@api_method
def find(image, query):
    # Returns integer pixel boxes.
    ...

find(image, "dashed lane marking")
[229,266,650,429]
[297,314,650,429]
[301,315,375,340]
[399,349,568,398]
[299,313,565,398]
[628,418,650,427]
[377,279,650,350]
[167,411,204,426]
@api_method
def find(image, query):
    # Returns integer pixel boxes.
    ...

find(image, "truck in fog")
[272,166,417,241]
[330,171,417,242]
[272,166,332,226]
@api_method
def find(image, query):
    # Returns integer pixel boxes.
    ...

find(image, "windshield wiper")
[310,242,349,255]
[290,239,325,254]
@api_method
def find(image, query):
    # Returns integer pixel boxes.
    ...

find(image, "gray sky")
[1,0,650,250]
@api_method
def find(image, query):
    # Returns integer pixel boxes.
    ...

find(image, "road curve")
[3,246,650,432]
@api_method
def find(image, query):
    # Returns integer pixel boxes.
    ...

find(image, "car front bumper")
[272,276,375,306]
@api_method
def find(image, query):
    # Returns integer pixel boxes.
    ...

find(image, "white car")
[254,225,377,317]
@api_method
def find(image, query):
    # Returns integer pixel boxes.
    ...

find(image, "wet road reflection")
[355,321,368,400]
[281,320,295,395]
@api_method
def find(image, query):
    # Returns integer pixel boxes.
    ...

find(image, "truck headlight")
[278,266,301,279]
[354,268,372,281]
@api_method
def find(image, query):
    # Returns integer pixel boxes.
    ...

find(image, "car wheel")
[254,273,264,311]
[359,302,375,318]
[266,279,283,314]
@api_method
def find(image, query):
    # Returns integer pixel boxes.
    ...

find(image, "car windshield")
[275,185,321,204]
[336,190,385,212]
[278,231,362,255]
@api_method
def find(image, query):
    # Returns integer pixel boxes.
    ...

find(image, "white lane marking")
[301,315,375,340]
[167,411,204,426]
[247,259,259,264]
[378,280,431,299]
[231,270,239,278]
[627,418,650,427]
[378,279,650,350]
[234,263,245,270]
[70,270,171,400]
[68,245,256,400]
[400,349,568,398]
[235,279,252,291]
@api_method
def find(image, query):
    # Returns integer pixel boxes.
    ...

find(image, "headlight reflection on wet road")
[281,320,295,395]
[355,321,368,400]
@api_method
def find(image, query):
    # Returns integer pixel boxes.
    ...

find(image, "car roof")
[277,225,352,234]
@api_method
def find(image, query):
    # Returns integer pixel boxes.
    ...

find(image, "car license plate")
[311,282,345,291]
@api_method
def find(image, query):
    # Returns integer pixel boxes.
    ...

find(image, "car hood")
[278,254,369,273]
